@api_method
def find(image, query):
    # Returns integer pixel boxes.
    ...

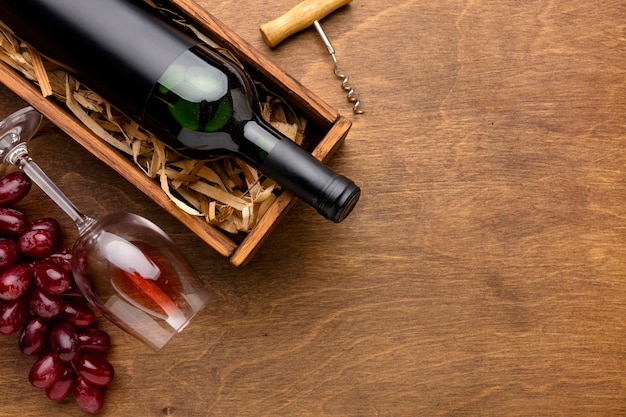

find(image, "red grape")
[0,171,31,207]
[0,207,26,237]
[61,302,95,328]
[78,328,111,355]
[19,316,49,356]
[0,171,115,414]
[32,260,71,294]
[50,321,80,362]
[60,286,87,303]
[0,238,19,269]
[76,354,114,386]
[46,248,73,272]
[0,263,33,300]
[45,366,74,401]
[28,218,60,235]
[29,352,65,389]
[29,287,63,319]
[74,375,104,414]
[0,297,29,334]
[18,229,57,258]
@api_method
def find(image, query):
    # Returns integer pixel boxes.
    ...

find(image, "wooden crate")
[0,0,352,266]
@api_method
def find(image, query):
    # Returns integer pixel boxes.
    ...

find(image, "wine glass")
[0,106,211,351]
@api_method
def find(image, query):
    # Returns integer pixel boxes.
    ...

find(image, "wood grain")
[1,0,626,415]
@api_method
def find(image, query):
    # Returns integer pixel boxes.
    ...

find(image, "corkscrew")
[312,21,363,114]
[260,0,364,115]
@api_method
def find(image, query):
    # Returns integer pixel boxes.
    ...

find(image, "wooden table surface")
[1,0,626,415]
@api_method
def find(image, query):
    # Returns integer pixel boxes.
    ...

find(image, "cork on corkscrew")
[260,0,364,114]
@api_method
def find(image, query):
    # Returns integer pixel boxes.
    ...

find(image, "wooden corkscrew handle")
[260,0,353,48]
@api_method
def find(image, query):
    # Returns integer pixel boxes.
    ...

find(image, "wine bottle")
[0,0,361,222]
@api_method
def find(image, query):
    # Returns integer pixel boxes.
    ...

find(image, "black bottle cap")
[316,175,361,223]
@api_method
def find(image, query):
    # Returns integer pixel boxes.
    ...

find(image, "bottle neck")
[239,119,281,166]
[254,123,361,222]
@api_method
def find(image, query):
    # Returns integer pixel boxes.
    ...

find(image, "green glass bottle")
[0,0,361,222]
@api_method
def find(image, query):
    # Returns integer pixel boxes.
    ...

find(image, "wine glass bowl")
[0,106,211,350]
[72,212,210,350]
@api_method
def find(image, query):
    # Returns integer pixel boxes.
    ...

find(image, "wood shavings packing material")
[0,17,307,235]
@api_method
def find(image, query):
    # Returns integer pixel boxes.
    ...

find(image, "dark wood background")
[1,0,626,415]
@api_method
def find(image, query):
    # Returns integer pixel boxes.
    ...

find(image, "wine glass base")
[0,106,43,164]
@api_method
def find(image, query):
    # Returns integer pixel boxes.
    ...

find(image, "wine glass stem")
[10,143,96,233]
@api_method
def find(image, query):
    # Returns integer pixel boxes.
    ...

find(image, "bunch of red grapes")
[0,171,114,414]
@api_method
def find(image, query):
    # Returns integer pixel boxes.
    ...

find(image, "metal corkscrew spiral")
[313,20,363,114]
[260,0,364,115]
